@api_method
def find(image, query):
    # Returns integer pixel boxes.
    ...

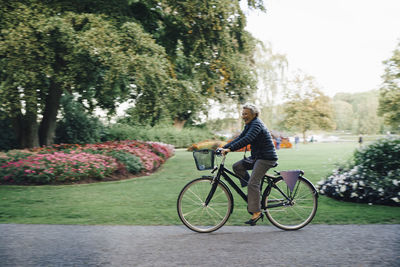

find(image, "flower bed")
[83,140,173,172]
[317,137,400,206]
[1,151,118,184]
[0,140,174,185]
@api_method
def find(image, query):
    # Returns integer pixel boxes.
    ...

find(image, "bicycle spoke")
[207,205,225,219]
[182,206,203,217]
[187,188,206,203]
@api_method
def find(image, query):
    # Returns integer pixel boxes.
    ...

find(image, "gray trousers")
[233,159,277,213]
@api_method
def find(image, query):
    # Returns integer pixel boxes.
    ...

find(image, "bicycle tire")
[177,177,233,233]
[263,177,318,230]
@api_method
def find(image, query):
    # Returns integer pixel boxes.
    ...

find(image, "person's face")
[242,108,256,124]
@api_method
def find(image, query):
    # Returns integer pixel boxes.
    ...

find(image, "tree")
[252,42,288,129]
[127,0,261,124]
[378,41,400,130]
[0,0,265,148]
[281,73,335,142]
[334,91,384,134]
[332,100,354,131]
[0,2,173,148]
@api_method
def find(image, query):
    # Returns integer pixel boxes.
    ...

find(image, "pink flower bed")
[1,151,118,184]
[83,140,174,172]
[0,140,174,184]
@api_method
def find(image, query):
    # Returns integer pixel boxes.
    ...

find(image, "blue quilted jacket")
[223,117,278,161]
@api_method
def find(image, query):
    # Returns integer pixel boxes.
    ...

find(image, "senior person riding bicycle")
[221,103,278,225]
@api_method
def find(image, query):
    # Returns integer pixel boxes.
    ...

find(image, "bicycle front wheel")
[177,177,233,233]
[263,177,318,230]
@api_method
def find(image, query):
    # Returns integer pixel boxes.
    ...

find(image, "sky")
[244,0,400,97]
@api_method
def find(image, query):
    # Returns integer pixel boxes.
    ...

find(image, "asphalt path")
[0,224,399,267]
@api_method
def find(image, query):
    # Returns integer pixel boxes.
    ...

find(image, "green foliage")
[379,41,400,129]
[5,150,35,162]
[353,137,400,176]
[281,74,335,140]
[332,100,354,131]
[0,2,174,147]
[0,0,264,147]
[55,94,104,144]
[333,91,384,134]
[106,150,143,174]
[0,117,17,151]
[318,137,400,206]
[104,124,215,148]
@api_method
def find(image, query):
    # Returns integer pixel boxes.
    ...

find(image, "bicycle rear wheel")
[177,177,233,233]
[263,177,318,230]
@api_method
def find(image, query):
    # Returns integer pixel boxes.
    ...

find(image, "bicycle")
[177,149,318,233]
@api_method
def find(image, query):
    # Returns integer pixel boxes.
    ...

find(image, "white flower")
[391,197,399,203]
[359,181,365,186]
[340,185,347,193]
[349,167,358,175]
[352,183,358,190]
[350,192,358,198]
[393,180,399,186]
[320,190,325,194]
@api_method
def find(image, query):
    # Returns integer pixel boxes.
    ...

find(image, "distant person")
[275,136,281,150]
[358,135,363,147]
[309,136,314,143]
[295,135,300,149]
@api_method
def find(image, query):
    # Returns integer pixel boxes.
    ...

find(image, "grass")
[0,142,399,225]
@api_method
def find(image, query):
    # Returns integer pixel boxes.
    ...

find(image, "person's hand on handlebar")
[221,148,231,155]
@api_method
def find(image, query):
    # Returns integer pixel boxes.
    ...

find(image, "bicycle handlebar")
[215,148,224,156]
[215,148,227,165]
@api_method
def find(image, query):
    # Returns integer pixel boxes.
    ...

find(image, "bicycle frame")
[204,154,294,210]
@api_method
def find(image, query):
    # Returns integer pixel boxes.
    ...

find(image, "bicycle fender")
[300,176,319,198]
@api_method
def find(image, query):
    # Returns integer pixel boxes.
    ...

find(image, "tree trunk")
[39,81,63,146]
[302,131,307,144]
[173,118,186,130]
[12,111,39,149]
[237,103,243,129]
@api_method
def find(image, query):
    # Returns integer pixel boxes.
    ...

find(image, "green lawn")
[1,142,399,225]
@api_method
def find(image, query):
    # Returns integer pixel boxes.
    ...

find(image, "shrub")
[0,117,17,151]
[317,137,400,206]
[106,151,143,174]
[104,124,216,148]
[55,94,104,145]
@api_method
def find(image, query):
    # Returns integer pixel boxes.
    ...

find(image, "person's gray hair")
[242,103,260,117]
